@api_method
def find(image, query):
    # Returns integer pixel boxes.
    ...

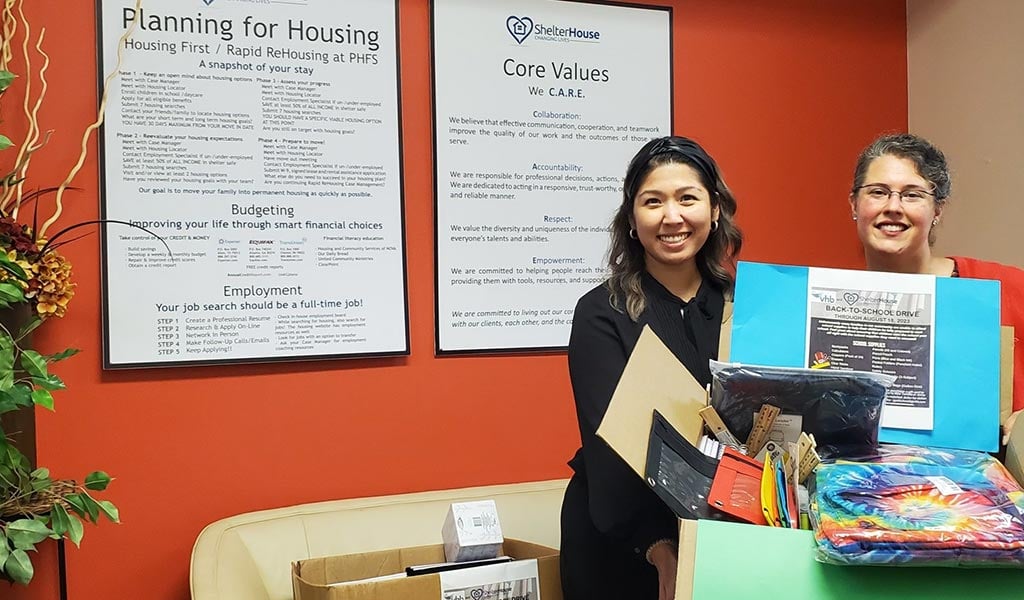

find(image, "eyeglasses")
[855,184,935,204]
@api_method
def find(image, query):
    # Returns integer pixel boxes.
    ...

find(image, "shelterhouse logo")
[507,15,534,44]
[507,14,601,45]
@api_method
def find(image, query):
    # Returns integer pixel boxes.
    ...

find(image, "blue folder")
[729,261,1001,452]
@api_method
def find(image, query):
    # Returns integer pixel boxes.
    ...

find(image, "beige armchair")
[189,479,568,600]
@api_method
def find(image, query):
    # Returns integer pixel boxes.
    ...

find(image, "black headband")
[624,136,721,201]
[644,136,720,187]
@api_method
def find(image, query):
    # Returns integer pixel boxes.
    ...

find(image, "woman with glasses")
[560,136,742,600]
[848,132,1024,442]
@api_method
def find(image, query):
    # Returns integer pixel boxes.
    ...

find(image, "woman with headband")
[560,136,743,600]
[848,133,1024,442]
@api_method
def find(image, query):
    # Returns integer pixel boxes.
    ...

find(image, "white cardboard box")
[441,500,504,562]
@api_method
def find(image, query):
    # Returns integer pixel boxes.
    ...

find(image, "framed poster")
[432,0,672,354]
[98,0,407,367]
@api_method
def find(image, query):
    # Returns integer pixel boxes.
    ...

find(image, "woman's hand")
[647,541,678,600]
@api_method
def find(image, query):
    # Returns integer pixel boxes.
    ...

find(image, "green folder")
[691,520,1024,599]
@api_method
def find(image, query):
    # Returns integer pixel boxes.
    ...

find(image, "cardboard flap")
[719,301,733,361]
[597,326,707,478]
[501,539,558,559]
[674,519,698,600]
[1006,402,1024,486]
[1001,326,1015,426]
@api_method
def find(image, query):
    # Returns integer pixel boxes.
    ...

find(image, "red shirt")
[952,256,1024,411]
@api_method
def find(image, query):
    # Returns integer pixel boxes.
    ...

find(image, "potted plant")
[0,226,120,585]
[0,4,122,585]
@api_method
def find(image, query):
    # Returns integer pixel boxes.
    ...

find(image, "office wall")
[908,0,1023,267]
[7,1,905,598]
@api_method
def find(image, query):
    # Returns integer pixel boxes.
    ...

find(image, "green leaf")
[50,503,70,537]
[0,396,18,413]
[0,532,9,568]
[80,494,101,523]
[64,494,87,518]
[16,316,43,341]
[0,383,32,408]
[84,471,112,491]
[0,333,13,392]
[0,465,14,486]
[31,373,65,391]
[30,388,54,410]
[46,348,80,363]
[30,467,50,479]
[20,350,47,379]
[6,519,51,548]
[0,281,24,303]
[0,135,13,152]
[5,444,29,471]
[98,500,120,523]
[0,70,15,90]
[4,548,34,585]
[0,257,27,281]
[66,512,84,547]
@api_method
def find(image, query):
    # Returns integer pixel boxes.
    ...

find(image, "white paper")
[433,0,671,352]
[329,572,406,587]
[805,268,936,430]
[757,411,803,446]
[925,475,964,496]
[98,0,407,366]
[439,559,541,600]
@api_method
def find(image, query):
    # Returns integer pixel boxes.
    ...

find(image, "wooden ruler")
[698,406,741,450]
[797,432,820,483]
[745,404,780,457]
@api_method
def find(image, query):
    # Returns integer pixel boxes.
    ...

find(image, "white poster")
[439,559,541,600]
[98,0,407,367]
[805,268,936,430]
[433,0,671,353]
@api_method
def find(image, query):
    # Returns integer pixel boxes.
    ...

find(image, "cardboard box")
[599,321,1023,599]
[292,538,562,600]
[441,500,503,562]
[1000,326,1015,425]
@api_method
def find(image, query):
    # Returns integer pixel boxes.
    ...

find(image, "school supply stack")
[811,445,1024,567]
[695,361,894,531]
[646,361,891,532]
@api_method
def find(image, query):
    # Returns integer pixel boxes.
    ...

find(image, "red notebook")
[707,447,767,525]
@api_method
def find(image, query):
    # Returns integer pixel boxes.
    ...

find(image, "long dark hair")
[606,136,743,320]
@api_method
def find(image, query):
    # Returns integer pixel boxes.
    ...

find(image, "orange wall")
[8,1,905,598]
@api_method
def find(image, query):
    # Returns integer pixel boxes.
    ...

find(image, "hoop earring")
[629,229,637,240]
[710,220,719,233]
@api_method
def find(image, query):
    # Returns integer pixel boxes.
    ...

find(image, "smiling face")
[631,162,719,281]
[850,154,942,264]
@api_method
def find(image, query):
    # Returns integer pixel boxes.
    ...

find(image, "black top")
[566,272,725,553]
